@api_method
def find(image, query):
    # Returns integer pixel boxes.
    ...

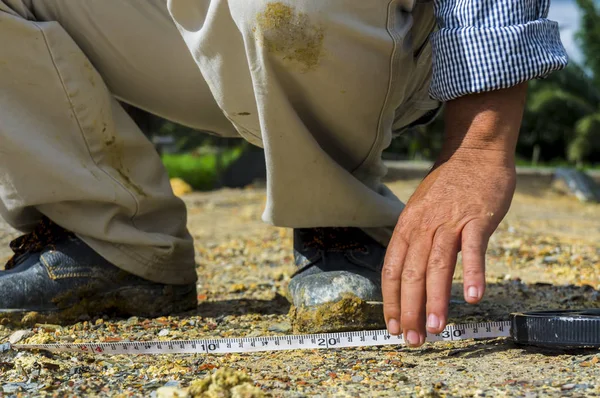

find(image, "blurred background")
[127,0,600,193]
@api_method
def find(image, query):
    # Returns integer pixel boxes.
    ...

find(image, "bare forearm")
[439,83,528,165]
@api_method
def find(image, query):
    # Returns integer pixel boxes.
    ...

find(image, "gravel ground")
[0,177,599,397]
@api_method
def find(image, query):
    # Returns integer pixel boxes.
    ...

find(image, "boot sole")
[0,284,197,326]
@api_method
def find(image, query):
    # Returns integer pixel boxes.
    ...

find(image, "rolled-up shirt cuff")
[429,18,568,102]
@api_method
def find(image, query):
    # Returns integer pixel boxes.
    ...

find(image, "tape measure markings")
[9,321,512,355]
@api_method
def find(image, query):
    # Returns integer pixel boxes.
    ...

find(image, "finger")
[461,220,489,304]
[400,237,431,347]
[382,234,408,337]
[425,227,460,334]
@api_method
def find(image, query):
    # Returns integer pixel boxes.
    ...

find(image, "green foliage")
[570,113,600,164]
[161,147,244,190]
[516,0,600,166]
[575,0,600,87]
[522,63,600,165]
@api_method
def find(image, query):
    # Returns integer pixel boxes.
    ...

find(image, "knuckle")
[401,267,425,284]
[399,206,418,222]
[463,266,484,278]
[382,263,402,281]
[427,258,453,274]
[463,240,485,253]
[406,225,430,242]
[394,222,412,243]
[395,213,412,231]
[415,222,431,236]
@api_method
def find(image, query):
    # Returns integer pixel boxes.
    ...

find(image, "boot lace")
[300,227,369,253]
[5,217,75,270]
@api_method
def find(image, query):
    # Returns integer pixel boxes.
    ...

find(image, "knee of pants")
[228,0,338,47]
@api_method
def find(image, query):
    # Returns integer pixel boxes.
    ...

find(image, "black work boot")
[0,217,197,322]
[288,227,386,333]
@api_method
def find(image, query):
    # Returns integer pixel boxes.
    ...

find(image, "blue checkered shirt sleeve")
[430,0,568,102]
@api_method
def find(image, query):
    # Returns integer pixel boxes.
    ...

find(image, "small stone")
[156,386,189,398]
[8,330,33,344]
[1,383,40,394]
[543,256,559,264]
[351,376,364,383]
[271,381,288,390]
[561,383,576,390]
[267,322,291,333]
[163,381,180,388]
[158,329,170,337]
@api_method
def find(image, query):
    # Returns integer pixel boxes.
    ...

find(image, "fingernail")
[405,330,420,346]
[427,313,440,330]
[387,318,401,335]
[467,286,479,299]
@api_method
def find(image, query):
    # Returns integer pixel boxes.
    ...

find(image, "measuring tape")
[1,310,599,355]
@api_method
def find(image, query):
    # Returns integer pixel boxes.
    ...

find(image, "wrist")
[436,146,516,168]
[441,83,528,164]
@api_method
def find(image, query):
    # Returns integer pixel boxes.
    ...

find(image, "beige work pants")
[0,0,438,284]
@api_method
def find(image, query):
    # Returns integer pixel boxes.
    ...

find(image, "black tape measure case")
[511,309,600,348]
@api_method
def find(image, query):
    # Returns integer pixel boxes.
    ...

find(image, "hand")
[381,83,528,347]
[382,154,515,346]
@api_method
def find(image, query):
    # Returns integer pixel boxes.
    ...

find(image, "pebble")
[1,383,40,394]
[393,373,410,383]
[163,380,180,387]
[156,386,189,398]
[267,322,292,333]
[158,329,170,337]
[8,330,33,344]
[351,376,364,383]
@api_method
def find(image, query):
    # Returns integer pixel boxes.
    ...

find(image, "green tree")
[517,0,600,166]
[575,0,600,87]
[522,63,600,165]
